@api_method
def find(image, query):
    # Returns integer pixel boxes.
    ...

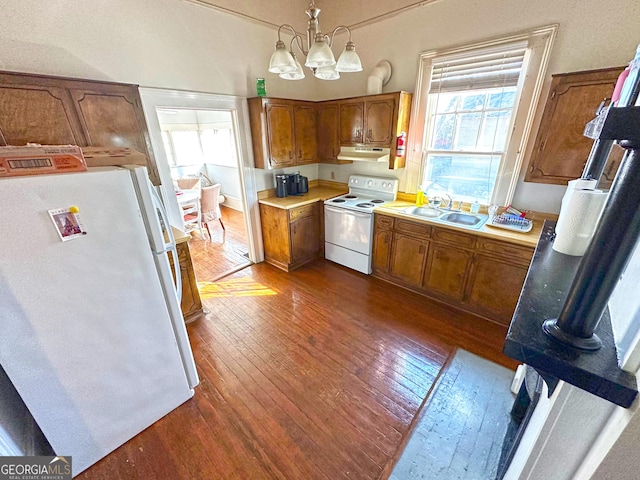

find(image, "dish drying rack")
[486,213,533,232]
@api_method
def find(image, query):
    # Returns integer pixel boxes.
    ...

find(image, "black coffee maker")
[275,174,288,198]
[286,173,301,196]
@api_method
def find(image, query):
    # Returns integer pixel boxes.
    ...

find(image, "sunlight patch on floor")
[198,278,277,298]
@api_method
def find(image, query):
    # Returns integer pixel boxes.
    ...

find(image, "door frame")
[139,87,264,263]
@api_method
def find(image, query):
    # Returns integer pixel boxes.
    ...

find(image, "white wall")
[0,0,315,100]
[307,0,640,213]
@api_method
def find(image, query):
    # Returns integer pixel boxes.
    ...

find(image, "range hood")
[337,146,390,162]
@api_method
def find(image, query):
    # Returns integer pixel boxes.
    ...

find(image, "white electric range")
[324,175,399,274]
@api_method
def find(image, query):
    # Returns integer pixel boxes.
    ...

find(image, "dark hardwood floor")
[77,259,516,480]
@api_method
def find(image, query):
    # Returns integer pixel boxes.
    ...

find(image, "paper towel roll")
[553,188,608,256]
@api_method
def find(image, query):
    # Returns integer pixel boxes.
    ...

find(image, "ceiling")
[184,0,441,32]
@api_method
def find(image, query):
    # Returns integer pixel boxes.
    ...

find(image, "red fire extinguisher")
[396,132,406,157]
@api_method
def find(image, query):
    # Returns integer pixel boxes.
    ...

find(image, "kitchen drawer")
[432,227,476,249]
[375,214,394,230]
[395,219,431,238]
[289,203,316,221]
[477,238,534,264]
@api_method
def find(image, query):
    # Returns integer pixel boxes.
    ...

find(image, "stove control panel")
[348,175,399,196]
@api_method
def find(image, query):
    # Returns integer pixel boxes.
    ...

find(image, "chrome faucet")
[442,193,453,210]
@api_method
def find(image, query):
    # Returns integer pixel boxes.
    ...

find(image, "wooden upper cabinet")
[339,101,364,144]
[266,103,295,168]
[249,92,412,170]
[293,104,317,164]
[317,103,340,162]
[365,98,394,145]
[525,66,625,189]
[0,83,85,146]
[0,71,160,185]
[248,97,316,169]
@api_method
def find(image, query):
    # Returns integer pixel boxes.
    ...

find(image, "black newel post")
[543,106,640,350]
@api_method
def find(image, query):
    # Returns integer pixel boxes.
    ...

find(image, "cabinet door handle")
[299,149,302,159]
[368,129,372,140]
[289,151,293,160]
[419,244,425,254]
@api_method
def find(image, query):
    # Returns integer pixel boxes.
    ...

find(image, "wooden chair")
[200,183,225,242]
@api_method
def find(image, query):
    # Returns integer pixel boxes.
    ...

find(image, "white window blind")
[430,42,527,93]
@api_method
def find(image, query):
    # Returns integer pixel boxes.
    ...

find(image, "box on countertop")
[0,145,87,177]
[81,147,148,167]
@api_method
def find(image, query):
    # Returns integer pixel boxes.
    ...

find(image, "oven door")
[324,205,373,255]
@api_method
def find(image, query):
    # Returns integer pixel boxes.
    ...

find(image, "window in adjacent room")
[157,109,237,173]
[405,25,557,206]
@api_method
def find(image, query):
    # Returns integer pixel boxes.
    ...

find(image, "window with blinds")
[406,26,557,207]
[422,43,527,204]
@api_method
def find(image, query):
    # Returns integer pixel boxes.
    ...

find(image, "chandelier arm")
[278,24,308,56]
[289,35,307,56]
[277,24,301,41]
[327,25,352,47]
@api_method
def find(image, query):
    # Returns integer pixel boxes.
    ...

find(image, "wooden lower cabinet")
[372,213,534,326]
[260,202,322,271]
[466,254,530,324]
[169,239,204,323]
[389,233,429,288]
[423,245,473,302]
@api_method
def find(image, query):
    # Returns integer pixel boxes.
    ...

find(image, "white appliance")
[324,175,398,274]
[0,166,199,476]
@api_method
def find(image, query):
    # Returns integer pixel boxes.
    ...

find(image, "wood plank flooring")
[188,205,250,281]
[77,259,516,480]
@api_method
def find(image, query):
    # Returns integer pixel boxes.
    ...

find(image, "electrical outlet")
[331,171,335,180]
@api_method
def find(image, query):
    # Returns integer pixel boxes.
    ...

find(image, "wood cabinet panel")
[466,255,530,325]
[339,101,364,144]
[0,84,85,146]
[266,103,295,167]
[317,103,340,162]
[477,238,534,264]
[372,227,393,275]
[525,67,625,188]
[424,245,473,301]
[389,233,429,288]
[70,89,149,155]
[291,206,321,264]
[169,241,204,323]
[365,98,394,145]
[293,104,317,164]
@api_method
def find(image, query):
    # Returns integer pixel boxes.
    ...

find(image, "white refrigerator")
[0,166,199,475]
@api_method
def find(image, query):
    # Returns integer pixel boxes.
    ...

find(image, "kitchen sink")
[403,206,443,218]
[438,212,488,228]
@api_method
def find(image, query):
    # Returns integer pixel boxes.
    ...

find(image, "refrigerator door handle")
[149,182,182,303]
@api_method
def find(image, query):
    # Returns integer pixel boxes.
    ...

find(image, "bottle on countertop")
[416,189,425,207]
[470,199,480,214]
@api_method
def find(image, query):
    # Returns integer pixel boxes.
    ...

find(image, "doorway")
[139,88,264,282]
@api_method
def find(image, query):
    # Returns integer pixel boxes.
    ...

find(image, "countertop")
[170,226,190,244]
[258,186,348,209]
[375,201,546,248]
[503,220,637,408]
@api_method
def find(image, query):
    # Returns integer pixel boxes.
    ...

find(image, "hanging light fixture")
[267,1,363,81]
